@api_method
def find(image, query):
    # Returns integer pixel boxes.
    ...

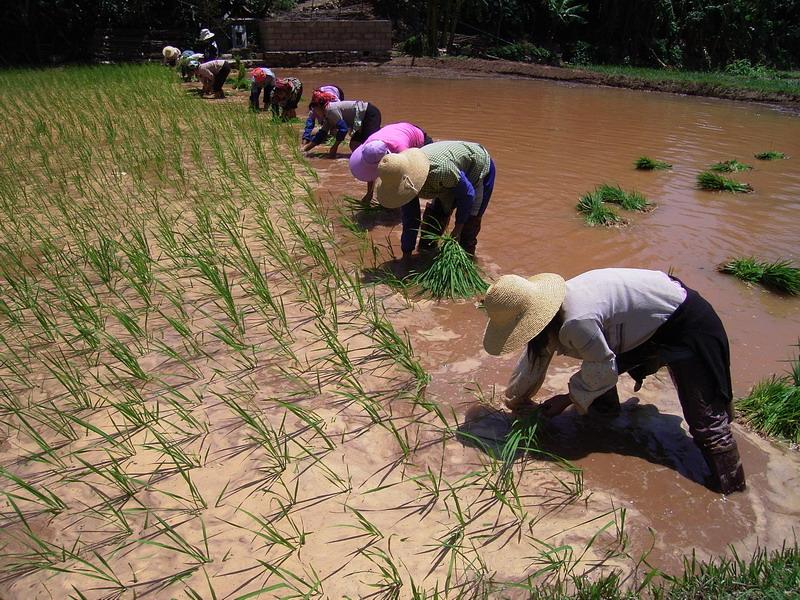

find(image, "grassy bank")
[580,64,800,97]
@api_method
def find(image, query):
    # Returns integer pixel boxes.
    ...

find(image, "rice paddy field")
[1,64,799,599]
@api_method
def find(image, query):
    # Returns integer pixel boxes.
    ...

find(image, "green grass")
[697,171,753,192]
[578,64,800,97]
[410,235,489,299]
[754,150,787,160]
[634,156,672,170]
[719,257,800,295]
[576,191,624,226]
[710,159,752,172]
[736,364,800,444]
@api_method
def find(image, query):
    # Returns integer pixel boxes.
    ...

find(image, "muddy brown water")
[291,68,800,574]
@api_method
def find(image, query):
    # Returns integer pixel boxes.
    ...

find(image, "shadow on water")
[457,398,711,489]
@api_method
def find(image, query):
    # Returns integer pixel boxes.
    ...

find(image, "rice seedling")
[596,183,651,211]
[736,345,800,443]
[697,170,753,192]
[410,235,489,299]
[576,191,624,226]
[634,156,671,170]
[719,257,800,295]
[710,159,751,172]
[754,150,787,160]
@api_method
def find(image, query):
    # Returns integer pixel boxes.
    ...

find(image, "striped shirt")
[419,141,491,209]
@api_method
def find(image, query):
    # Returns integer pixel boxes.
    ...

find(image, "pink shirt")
[364,122,425,152]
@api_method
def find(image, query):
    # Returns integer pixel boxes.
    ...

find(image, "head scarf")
[310,90,337,108]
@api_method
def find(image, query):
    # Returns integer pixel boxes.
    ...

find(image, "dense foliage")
[1,1,798,70]
[377,0,800,70]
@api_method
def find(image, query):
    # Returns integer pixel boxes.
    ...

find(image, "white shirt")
[505,268,687,413]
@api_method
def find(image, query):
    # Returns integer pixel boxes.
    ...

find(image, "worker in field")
[302,85,344,144]
[270,77,304,119]
[249,67,276,110]
[302,91,382,158]
[188,59,231,99]
[162,46,180,66]
[374,140,495,259]
[198,28,219,60]
[481,268,747,495]
[348,122,433,205]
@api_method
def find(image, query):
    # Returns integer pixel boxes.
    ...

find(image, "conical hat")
[374,148,430,208]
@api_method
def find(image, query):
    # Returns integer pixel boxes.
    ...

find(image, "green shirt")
[419,141,491,210]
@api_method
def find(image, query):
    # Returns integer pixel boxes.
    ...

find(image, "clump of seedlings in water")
[736,345,800,444]
[635,156,671,170]
[697,171,753,193]
[576,191,624,227]
[755,151,787,160]
[719,257,800,295]
[410,234,489,299]
[596,183,651,211]
[710,159,752,173]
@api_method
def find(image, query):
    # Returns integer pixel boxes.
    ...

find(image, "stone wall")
[259,20,391,55]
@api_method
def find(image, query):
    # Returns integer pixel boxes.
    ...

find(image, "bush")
[485,42,553,64]
[724,59,775,79]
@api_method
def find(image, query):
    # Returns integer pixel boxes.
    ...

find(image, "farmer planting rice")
[249,67,276,111]
[481,268,747,495]
[302,85,344,143]
[302,91,382,157]
[162,46,180,66]
[198,28,219,60]
[190,59,232,99]
[375,140,496,258]
[349,122,434,205]
[269,77,304,120]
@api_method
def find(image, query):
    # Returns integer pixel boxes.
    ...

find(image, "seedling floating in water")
[697,171,753,192]
[410,234,489,299]
[635,156,672,170]
[596,183,651,211]
[710,159,752,173]
[754,151,787,160]
[719,257,800,295]
[736,344,800,443]
[576,191,624,227]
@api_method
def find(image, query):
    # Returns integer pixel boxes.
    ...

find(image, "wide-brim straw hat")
[199,29,215,41]
[482,274,566,356]
[375,148,430,208]
[162,46,180,60]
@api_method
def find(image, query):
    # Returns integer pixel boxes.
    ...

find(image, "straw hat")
[482,274,566,356]
[349,140,389,182]
[199,28,215,41]
[162,46,180,60]
[375,148,430,208]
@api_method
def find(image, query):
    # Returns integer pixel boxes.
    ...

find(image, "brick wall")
[259,20,391,53]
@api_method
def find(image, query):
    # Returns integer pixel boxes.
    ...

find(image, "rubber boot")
[704,445,746,494]
[588,386,621,417]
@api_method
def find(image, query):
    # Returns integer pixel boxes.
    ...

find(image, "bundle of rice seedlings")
[597,183,651,211]
[755,151,786,160]
[410,234,489,299]
[736,347,800,443]
[576,191,624,226]
[719,257,800,295]
[635,156,672,170]
[710,159,752,173]
[697,171,753,192]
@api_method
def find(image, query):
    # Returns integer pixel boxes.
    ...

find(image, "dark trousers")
[212,63,231,93]
[419,159,496,256]
[350,103,382,148]
[615,286,734,453]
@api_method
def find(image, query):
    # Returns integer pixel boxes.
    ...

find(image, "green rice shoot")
[710,159,752,173]
[410,235,489,299]
[576,191,624,226]
[736,345,800,443]
[754,151,787,160]
[635,156,672,170]
[697,171,753,192]
[719,257,800,295]
[596,183,651,211]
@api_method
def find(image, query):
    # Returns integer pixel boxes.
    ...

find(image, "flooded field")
[300,67,800,573]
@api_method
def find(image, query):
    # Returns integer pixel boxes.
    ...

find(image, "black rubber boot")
[588,386,621,417]
[704,445,746,494]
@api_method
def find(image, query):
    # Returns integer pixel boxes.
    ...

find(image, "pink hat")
[349,140,390,182]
